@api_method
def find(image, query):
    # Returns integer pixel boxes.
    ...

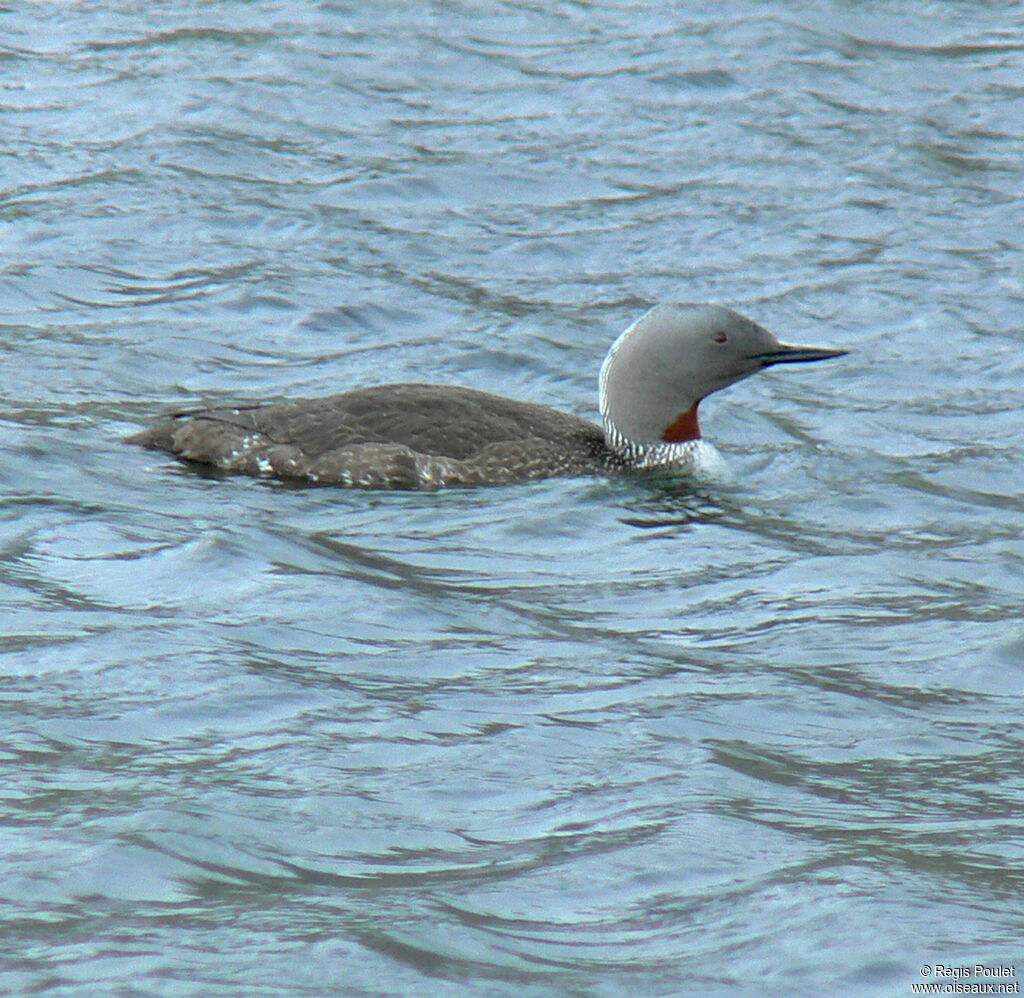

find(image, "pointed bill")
[752,343,849,366]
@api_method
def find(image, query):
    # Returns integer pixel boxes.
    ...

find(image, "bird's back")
[129,383,609,488]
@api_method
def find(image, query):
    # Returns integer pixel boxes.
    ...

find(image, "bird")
[127,303,847,489]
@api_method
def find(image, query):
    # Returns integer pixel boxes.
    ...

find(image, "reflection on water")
[2,2,1023,997]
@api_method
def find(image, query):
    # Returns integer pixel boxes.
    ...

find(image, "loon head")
[598,303,848,454]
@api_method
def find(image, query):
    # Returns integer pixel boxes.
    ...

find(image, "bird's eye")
[713,331,728,344]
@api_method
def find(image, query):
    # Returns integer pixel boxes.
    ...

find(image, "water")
[2,2,1024,996]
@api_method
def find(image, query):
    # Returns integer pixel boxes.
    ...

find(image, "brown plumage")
[128,383,612,488]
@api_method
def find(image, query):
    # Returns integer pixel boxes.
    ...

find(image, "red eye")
[713,331,727,344]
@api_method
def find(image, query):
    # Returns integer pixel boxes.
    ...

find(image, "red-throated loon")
[127,304,847,489]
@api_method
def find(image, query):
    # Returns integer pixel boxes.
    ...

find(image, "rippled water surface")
[3,2,1024,996]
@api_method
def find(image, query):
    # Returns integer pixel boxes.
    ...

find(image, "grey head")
[599,303,847,458]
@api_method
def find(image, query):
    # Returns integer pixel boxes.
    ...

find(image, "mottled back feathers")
[129,383,611,489]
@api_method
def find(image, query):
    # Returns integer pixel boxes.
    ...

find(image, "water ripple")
[2,1,1023,995]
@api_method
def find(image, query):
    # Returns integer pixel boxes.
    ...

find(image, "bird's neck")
[659,402,701,443]
[601,404,705,469]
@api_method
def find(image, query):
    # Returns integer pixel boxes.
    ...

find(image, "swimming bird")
[127,304,847,489]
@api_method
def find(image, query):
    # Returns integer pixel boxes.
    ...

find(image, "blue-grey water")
[2,3,1023,996]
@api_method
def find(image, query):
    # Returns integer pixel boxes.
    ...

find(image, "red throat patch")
[661,403,701,443]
